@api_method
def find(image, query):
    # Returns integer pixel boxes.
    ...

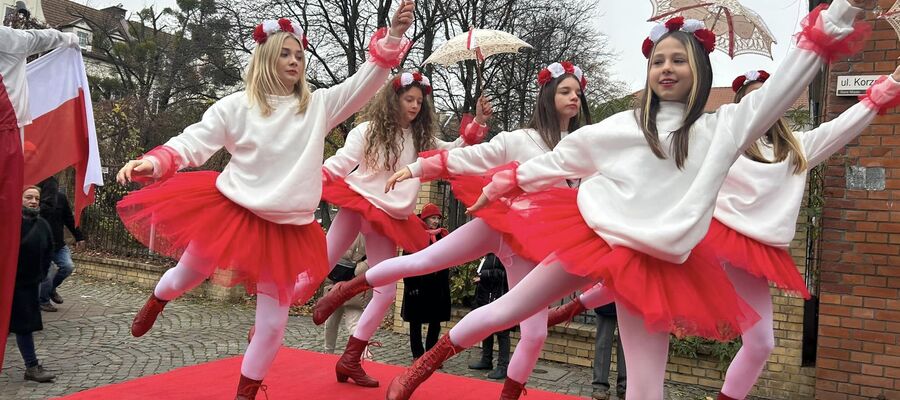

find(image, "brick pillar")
[815,2,900,399]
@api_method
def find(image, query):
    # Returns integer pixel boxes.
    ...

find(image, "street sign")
[836,75,880,96]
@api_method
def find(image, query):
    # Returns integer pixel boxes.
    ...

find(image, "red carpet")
[56,347,583,399]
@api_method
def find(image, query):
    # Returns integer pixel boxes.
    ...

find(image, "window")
[77,31,92,48]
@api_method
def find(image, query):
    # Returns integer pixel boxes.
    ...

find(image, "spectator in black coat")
[36,177,84,312]
[11,186,56,382]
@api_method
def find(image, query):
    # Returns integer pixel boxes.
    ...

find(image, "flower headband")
[253,18,308,49]
[537,61,587,90]
[642,16,716,58]
[732,70,770,92]
[392,72,432,95]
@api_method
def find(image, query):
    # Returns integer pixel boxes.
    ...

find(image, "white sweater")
[408,127,570,188]
[511,0,861,263]
[324,121,464,219]
[147,37,403,225]
[0,26,76,127]
[715,76,899,248]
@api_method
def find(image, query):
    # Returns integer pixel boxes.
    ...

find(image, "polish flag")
[23,47,101,224]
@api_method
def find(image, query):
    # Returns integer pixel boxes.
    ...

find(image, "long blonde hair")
[245,32,312,116]
[734,84,808,174]
[361,77,437,171]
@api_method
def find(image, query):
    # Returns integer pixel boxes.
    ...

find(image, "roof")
[41,0,122,30]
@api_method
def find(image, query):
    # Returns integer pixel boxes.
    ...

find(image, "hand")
[385,167,413,193]
[64,32,80,48]
[116,159,154,184]
[465,193,489,215]
[475,95,492,125]
[389,0,414,38]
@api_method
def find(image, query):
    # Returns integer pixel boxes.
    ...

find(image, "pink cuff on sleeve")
[415,149,450,181]
[368,27,412,69]
[136,145,182,183]
[483,162,524,201]
[859,75,900,115]
[796,4,871,64]
[459,114,488,145]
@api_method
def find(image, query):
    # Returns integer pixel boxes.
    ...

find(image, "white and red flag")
[23,47,101,224]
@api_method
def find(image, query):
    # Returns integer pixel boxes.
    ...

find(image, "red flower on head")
[278,18,294,33]
[537,68,552,86]
[253,25,267,44]
[392,78,403,91]
[560,61,575,74]
[423,85,432,95]
[580,76,588,90]
[665,16,685,32]
[642,37,654,58]
[693,29,716,53]
[757,70,770,83]
[731,76,748,92]
[302,36,309,49]
[412,72,422,82]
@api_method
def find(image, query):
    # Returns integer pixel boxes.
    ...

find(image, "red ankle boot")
[312,274,372,325]
[499,378,527,400]
[386,334,464,400]
[335,336,379,387]
[546,297,585,327]
[235,375,266,400]
[131,294,168,337]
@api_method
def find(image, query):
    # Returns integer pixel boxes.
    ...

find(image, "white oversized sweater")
[0,26,76,127]
[510,0,861,263]
[324,121,464,219]
[408,127,570,188]
[715,76,900,248]
[147,37,403,225]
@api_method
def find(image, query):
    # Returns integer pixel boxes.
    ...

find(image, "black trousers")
[409,321,441,358]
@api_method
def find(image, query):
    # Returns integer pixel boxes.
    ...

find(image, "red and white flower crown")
[732,70,770,92]
[392,71,432,95]
[537,61,587,90]
[642,16,716,58]
[253,18,309,49]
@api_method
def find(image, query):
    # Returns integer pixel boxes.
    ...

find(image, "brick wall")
[815,2,900,399]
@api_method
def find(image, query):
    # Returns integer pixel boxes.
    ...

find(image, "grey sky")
[80,0,807,91]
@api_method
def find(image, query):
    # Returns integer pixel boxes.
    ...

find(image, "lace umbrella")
[648,0,777,59]
[877,1,900,41]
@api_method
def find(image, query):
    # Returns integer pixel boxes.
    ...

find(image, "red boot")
[717,393,739,400]
[312,274,372,325]
[546,297,585,327]
[386,334,464,400]
[499,378,527,400]
[131,294,168,337]
[336,336,379,387]
[235,374,266,400]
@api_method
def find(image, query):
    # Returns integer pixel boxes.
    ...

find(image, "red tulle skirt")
[322,177,428,252]
[504,187,759,341]
[116,171,329,303]
[698,219,810,299]
[447,174,544,263]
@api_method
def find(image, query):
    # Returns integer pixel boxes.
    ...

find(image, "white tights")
[363,218,549,383]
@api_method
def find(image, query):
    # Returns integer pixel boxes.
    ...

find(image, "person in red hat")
[400,203,451,360]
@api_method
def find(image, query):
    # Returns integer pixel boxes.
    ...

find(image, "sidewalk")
[1,273,753,399]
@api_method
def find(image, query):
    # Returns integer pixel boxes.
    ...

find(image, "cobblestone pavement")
[2,273,758,400]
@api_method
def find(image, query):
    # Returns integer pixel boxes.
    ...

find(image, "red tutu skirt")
[698,219,810,299]
[322,177,429,252]
[447,174,544,263]
[117,171,329,304]
[504,187,759,341]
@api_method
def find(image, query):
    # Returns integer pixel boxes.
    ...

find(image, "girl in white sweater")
[314,61,591,399]
[113,5,413,398]
[548,66,900,400]
[380,2,871,399]
[300,70,481,387]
